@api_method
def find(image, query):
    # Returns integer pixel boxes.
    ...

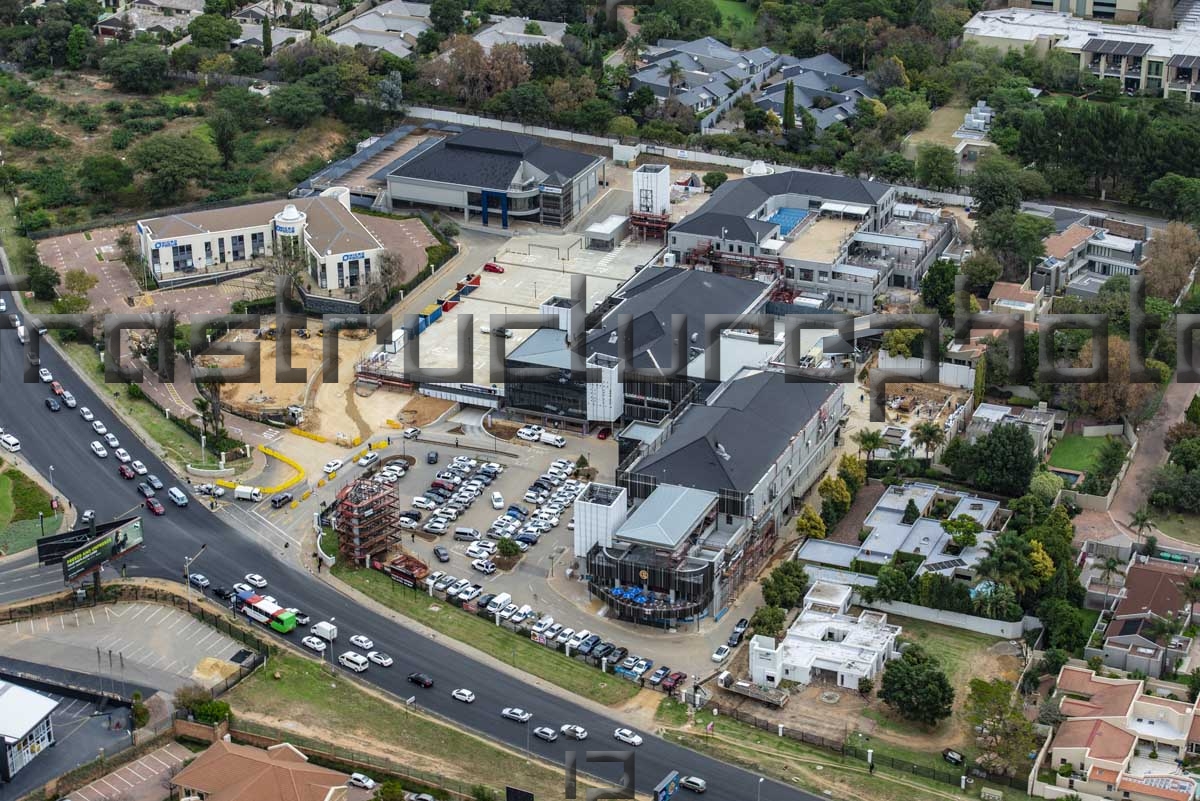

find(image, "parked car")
[433,545,450,563]
[348,774,376,790]
[711,645,731,663]
[483,262,505,273]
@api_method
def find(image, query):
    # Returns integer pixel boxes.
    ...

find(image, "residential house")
[1043,665,1199,801]
[170,740,350,801]
[754,56,875,131]
[748,581,902,689]
[987,280,1047,322]
[1086,559,1198,678]
[326,0,430,58]
[630,37,779,114]
[232,0,335,25]
[471,16,566,52]
[966,402,1062,458]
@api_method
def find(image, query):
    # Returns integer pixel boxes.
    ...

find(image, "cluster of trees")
[879,643,954,726]
[942,423,1036,497]
[748,561,811,639]
[966,678,1038,776]
[1148,405,1200,513]
[815,453,867,528]
[174,684,232,724]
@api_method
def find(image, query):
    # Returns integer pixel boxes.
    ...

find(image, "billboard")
[62,518,144,582]
[505,789,533,801]
[38,516,140,566]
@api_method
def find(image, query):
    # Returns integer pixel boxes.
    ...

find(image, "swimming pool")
[1049,468,1083,487]
[769,207,809,236]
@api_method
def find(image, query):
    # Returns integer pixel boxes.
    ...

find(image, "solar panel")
[1169,53,1200,69]
[924,558,966,572]
[1082,38,1151,56]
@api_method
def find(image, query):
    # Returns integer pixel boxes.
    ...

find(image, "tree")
[879,647,954,726]
[881,328,920,358]
[971,152,1024,216]
[188,13,240,48]
[101,42,169,93]
[66,23,91,69]
[1028,540,1055,580]
[911,420,945,459]
[749,605,786,639]
[838,454,867,496]
[702,171,727,192]
[1143,221,1200,301]
[1130,506,1154,545]
[1076,336,1156,423]
[232,46,264,75]
[902,498,921,525]
[469,786,497,801]
[960,253,1003,296]
[607,115,637,138]
[1189,394,1200,426]
[818,475,852,527]
[1029,470,1065,505]
[915,143,957,191]
[374,781,405,801]
[208,108,239,167]
[966,678,1038,775]
[199,53,235,77]
[760,561,810,609]
[63,269,98,298]
[429,0,463,34]
[378,70,405,113]
[131,133,219,205]
[269,83,325,127]
[659,59,685,98]
[972,210,1054,283]
[858,676,874,697]
[942,514,982,549]
[919,259,957,319]
[79,154,132,200]
[782,82,795,130]
[497,537,521,558]
[852,428,885,474]
[794,503,826,540]
[1038,598,1087,652]
[1098,556,1125,611]
[977,532,1042,601]
[972,424,1037,497]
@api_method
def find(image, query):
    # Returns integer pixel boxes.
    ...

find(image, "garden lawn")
[0,464,60,554]
[226,651,570,799]
[1048,435,1108,472]
[715,0,754,26]
[1155,512,1200,546]
[332,564,640,706]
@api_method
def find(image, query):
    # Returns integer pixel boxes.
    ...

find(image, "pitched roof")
[1052,718,1135,761]
[1111,559,1197,624]
[617,485,718,548]
[630,370,836,494]
[586,267,771,369]
[1043,223,1095,260]
[1056,665,1140,718]
[0,681,58,743]
[988,281,1039,303]
[672,170,891,240]
[171,741,348,801]
[387,129,600,192]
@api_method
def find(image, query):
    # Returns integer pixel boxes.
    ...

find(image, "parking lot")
[65,742,193,801]
[0,603,250,692]
[386,232,662,384]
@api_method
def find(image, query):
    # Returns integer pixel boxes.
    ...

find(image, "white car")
[349,634,374,650]
[90,441,108,458]
[413,496,437,510]
[711,644,732,662]
[104,432,119,449]
[472,559,496,575]
[114,448,131,463]
[301,636,327,653]
[323,459,344,474]
[451,688,476,703]
[499,603,518,620]
[458,585,483,602]
[402,427,420,439]
[348,774,376,791]
[367,651,393,667]
[556,627,575,644]
[232,582,253,594]
[475,539,497,555]
[466,543,489,560]
[560,725,588,740]
[614,728,643,746]
[91,420,107,435]
[516,429,540,442]
[79,406,94,422]
[398,516,418,530]
[131,460,147,475]
[244,573,268,588]
[61,391,76,408]
[38,368,52,383]
[532,616,555,634]
[502,707,532,723]
[446,578,471,597]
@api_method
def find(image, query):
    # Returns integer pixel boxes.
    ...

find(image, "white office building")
[573,483,628,558]
[0,680,57,782]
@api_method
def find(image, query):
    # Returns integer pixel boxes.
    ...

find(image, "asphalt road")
[0,287,822,801]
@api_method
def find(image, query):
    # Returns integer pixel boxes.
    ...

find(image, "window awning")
[820,201,870,216]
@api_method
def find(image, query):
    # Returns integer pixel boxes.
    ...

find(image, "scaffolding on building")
[334,478,399,565]
[684,239,786,279]
[629,207,670,241]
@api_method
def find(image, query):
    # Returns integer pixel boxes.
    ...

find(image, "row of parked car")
[409,459,507,569]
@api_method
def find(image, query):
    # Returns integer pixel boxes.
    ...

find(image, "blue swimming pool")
[769,207,809,236]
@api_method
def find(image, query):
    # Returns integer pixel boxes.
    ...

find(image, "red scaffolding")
[630,208,670,241]
[334,479,399,565]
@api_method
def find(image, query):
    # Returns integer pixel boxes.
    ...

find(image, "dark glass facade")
[504,362,588,421]
[586,543,714,626]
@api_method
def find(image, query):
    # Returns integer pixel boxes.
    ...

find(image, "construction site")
[333,477,400,565]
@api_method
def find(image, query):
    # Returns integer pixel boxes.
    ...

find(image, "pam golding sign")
[341,251,365,262]
[152,240,178,249]
[275,224,298,234]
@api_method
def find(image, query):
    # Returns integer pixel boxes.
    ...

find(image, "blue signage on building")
[153,240,177,249]
[275,224,297,234]
[341,251,365,262]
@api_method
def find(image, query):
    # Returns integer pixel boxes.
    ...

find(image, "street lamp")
[526,714,531,755]
[48,464,54,488]
[38,511,44,536]
[183,544,207,604]
[757,777,764,801]
[326,616,336,669]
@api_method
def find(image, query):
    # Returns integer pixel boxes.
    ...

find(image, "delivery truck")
[311,621,338,641]
[234,486,263,502]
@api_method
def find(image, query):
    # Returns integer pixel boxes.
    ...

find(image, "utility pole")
[183,543,207,605]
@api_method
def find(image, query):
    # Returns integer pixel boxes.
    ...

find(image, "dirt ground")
[484,418,522,440]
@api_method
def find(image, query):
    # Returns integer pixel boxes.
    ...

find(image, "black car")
[591,642,615,662]
[733,617,750,635]
[399,510,423,521]
[609,647,628,665]
[213,586,234,601]
[270,492,294,509]
[426,451,439,465]
[433,545,450,563]
[44,397,60,412]
[727,630,745,648]
[408,672,434,688]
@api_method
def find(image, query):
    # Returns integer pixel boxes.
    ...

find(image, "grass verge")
[0,463,60,554]
[1048,435,1108,472]
[226,651,570,799]
[331,564,641,706]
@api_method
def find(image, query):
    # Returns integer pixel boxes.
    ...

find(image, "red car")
[597,427,612,440]
[145,497,165,515]
[118,463,136,479]
[483,262,505,274]
[50,381,63,395]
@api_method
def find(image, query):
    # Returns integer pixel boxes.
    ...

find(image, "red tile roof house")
[1089,559,1198,679]
[170,740,350,801]
[1041,665,1199,801]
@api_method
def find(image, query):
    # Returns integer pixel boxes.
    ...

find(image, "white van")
[567,629,591,649]
[540,433,566,448]
[167,487,188,506]
[338,652,369,672]
[15,325,26,344]
[0,434,19,453]
[486,592,512,615]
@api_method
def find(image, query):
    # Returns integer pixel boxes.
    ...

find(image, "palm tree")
[1098,556,1125,612]
[659,59,685,99]
[622,33,644,68]
[978,533,1041,601]
[1129,506,1154,548]
[852,428,885,477]
[911,421,945,460]
[888,444,919,481]
[1144,613,1183,646]
[1182,575,1200,616]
